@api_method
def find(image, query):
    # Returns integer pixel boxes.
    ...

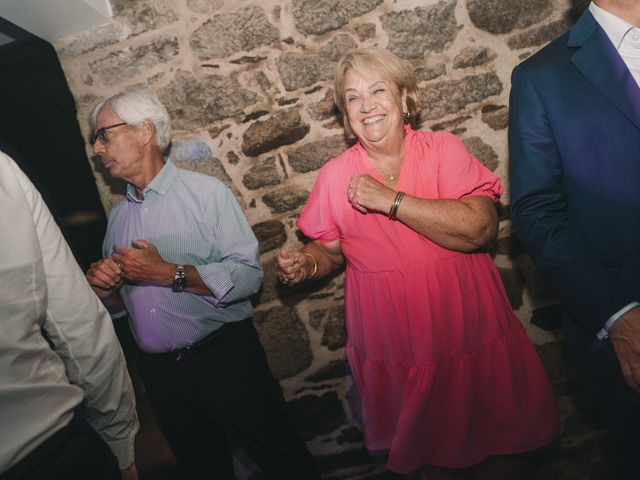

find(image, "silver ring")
[282,277,290,284]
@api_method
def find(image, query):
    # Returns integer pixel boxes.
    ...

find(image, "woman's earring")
[403,111,409,120]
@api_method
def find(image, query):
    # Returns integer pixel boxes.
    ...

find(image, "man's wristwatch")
[172,265,187,292]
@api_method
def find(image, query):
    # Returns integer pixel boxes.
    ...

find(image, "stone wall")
[53,1,605,478]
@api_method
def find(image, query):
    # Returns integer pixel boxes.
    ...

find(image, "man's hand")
[86,258,123,298]
[609,306,640,394]
[111,240,174,284]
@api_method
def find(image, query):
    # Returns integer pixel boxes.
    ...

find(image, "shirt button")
[633,33,639,41]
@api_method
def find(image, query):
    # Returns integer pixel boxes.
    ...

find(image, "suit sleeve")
[508,65,635,338]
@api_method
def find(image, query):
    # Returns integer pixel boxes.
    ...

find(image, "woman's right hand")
[276,250,314,286]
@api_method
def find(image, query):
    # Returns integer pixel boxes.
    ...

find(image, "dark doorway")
[0,16,106,270]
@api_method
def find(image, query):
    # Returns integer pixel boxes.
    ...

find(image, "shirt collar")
[590,1,635,50]
[126,158,177,202]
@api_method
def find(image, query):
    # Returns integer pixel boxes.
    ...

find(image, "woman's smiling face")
[343,68,407,148]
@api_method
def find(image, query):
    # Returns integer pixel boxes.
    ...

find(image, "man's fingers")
[611,336,640,393]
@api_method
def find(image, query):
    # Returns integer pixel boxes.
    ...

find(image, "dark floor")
[137,429,625,480]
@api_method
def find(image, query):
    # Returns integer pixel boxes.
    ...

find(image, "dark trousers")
[1,415,119,480]
[595,379,640,479]
[565,317,640,479]
[137,318,317,480]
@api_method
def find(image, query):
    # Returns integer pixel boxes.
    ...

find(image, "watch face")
[171,267,187,292]
[174,277,187,290]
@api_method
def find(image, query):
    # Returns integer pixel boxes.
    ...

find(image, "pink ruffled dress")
[297,128,559,473]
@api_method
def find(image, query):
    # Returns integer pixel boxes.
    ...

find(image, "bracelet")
[303,252,318,280]
[388,191,405,220]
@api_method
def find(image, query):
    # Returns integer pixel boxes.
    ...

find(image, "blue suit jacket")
[509,10,640,368]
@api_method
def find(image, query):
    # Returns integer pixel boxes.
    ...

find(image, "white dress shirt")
[0,151,138,472]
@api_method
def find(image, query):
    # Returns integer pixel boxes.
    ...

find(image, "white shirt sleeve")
[0,151,138,470]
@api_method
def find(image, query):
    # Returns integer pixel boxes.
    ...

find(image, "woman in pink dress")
[277,48,559,479]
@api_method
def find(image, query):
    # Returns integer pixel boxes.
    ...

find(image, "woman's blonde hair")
[333,48,421,137]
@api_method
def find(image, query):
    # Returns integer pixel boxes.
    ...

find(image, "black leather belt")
[148,320,245,362]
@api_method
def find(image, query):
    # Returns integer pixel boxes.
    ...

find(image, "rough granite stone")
[466,0,553,35]
[89,37,179,86]
[242,157,281,190]
[320,34,359,62]
[287,136,350,173]
[291,0,383,36]
[277,52,333,92]
[481,104,509,130]
[262,186,310,214]
[277,35,357,91]
[304,359,348,383]
[355,22,377,41]
[58,23,124,57]
[190,6,279,59]
[241,109,310,157]
[381,0,460,59]
[421,72,503,119]
[507,18,572,50]
[111,0,179,37]
[498,266,524,310]
[288,392,347,440]
[169,139,237,196]
[77,94,102,132]
[430,115,472,135]
[308,89,339,121]
[254,306,313,379]
[415,63,447,82]
[186,0,223,15]
[160,74,260,130]
[255,71,275,94]
[453,46,496,69]
[226,151,240,165]
[321,304,346,351]
[462,136,499,171]
[252,219,287,253]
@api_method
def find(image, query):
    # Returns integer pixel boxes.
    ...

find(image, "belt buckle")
[174,347,191,363]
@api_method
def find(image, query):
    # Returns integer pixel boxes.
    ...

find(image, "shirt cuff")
[110,310,127,319]
[105,435,136,469]
[596,301,640,340]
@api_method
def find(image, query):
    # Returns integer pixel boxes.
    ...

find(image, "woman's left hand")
[347,174,396,214]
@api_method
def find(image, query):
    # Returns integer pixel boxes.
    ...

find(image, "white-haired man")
[85,89,316,480]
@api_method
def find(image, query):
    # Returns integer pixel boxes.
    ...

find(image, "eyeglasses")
[89,122,128,145]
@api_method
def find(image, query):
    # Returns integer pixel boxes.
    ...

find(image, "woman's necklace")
[374,157,403,183]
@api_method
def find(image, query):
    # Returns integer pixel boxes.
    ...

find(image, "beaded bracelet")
[389,191,405,220]
[303,252,318,280]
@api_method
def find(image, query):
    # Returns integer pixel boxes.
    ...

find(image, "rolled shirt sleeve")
[194,181,263,306]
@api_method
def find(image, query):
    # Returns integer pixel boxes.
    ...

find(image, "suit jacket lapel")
[569,10,640,131]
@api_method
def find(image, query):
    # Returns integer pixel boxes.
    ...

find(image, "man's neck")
[132,153,165,199]
[594,0,640,27]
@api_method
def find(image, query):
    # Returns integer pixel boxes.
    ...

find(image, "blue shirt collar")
[126,158,178,202]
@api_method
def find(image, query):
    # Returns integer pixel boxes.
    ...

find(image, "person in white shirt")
[0,150,139,480]
[509,1,640,477]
